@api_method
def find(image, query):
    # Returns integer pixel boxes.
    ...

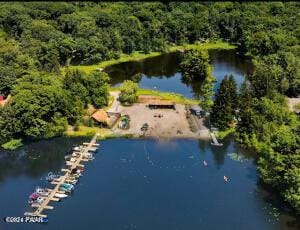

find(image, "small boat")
[64,154,72,160]
[62,183,74,189]
[59,183,74,192]
[76,168,84,173]
[73,146,82,151]
[59,187,71,193]
[65,179,78,185]
[34,197,45,204]
[71,168,82,176]
[35,187,49,196]
[29,196,44,204]
[203,160,208,166]
[224,176,229,182]
[28,193,39,201]
[46,172,61,182]
[70,157,77,162]
[77,165,84,170]
[55,193,68,198]
[36,197,44,204]
[72,152,80,157]
[84,154,94,160]
[88,147,97,152]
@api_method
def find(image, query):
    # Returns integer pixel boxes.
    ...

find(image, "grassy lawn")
[111,87,198,105]
[169,41,236,52]
[65,125,113,138]
[137,88,198,105]
[61,41,236,75]
[65,125,133,139]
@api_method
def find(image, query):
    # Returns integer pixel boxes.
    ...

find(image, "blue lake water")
[0,138,299,230]
[0,50,298,230]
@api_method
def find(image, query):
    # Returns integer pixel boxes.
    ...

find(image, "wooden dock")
[210,131,223,146]
[24,133,99,218]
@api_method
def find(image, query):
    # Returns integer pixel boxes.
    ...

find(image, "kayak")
[224,176,229,182]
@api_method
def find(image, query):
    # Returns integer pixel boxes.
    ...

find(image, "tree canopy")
[119,80,138,105]
[0,1,299,213]
[211,75,238,130]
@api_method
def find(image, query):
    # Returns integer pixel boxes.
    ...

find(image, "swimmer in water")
[224,175,229,182]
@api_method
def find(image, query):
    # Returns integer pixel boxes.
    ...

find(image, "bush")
[1,139,23,150]
[119,80,138,105]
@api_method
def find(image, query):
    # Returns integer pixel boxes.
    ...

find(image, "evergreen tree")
[236,81,255,145]
[211,75,238,130]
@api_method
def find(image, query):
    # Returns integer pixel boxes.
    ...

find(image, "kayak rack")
[24,134,100,218]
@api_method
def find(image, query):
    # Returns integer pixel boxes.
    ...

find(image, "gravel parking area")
[114,103,210,139]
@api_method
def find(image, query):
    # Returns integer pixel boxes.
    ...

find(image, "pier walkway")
[24,134,99,218]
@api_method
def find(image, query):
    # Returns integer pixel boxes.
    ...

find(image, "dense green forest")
[0,2,299,213]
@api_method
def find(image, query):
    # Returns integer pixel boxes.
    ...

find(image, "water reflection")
[106,50,254,98]
[0,137,87,183]
[0,138,299,230]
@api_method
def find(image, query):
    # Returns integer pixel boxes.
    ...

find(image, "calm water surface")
[1,51,298,230]
[0,138,298,230]
[107,50,254,98]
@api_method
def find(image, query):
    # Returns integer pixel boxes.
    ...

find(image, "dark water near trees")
[106,50,254,98]
[0,51,298,230]
[0,138,299,230]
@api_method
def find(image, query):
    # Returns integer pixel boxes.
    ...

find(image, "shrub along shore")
[61,41,236,74]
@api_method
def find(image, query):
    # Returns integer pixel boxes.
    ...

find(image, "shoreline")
[61,41,236,75]
[66,132,212,142]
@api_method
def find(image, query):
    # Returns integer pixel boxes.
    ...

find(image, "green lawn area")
[65,125,113,138]
[111,87,198,105]
[137,88,198,105]
[169,41,236,52]
[61,41,236,75]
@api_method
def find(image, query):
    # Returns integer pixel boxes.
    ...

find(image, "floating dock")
[24,134,99,218]
[210,132,223,146]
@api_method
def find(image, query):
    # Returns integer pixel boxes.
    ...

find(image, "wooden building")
[91,110,120,128]
[147,100,175,109]
[138,95,175,109]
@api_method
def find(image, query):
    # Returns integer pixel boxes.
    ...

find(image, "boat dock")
[210,131,223,146]
[24,134,100,218]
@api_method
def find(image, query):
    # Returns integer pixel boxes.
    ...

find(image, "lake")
[0,138,299,230]
[0,50,299,230]
[106,49,254,98]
